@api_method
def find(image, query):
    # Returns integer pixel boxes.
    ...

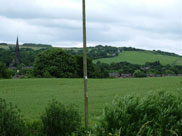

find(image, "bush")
[133,69,146,77]
[25,120,44,136]
[96,91,182,136]
[0,98,25,136]
[41,100,81,136]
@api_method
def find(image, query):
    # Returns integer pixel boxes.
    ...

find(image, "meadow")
[94,51,182,65]
[0,44,48,50]
[0,77,182,125]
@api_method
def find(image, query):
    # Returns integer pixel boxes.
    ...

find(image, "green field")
[0,44,48,50]
[0,77,182,124]
[94,51,182,65]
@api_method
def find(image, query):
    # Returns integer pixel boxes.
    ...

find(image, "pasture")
[0,77,182,124]
[94,51,182,65]
[0,44,48,50]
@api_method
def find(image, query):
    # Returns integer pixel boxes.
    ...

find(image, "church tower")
[15,36,20,67]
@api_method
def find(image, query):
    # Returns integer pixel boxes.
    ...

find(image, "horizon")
[2,41,182,56]
[0,0,181,54]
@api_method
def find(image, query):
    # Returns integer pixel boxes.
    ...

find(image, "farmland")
[94,51,182,65]
[0,77,182,124]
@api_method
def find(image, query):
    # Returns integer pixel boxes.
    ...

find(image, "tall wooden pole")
[82,0,88,128]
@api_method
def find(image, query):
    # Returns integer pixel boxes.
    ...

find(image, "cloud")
[0,0,181,55]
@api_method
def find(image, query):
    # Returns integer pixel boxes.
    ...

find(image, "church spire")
[16,35,19,46]
[15,35,20,67]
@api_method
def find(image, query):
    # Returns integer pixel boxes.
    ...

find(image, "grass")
[0,44,48,50]
[94,51,182,65]
[0,77,182,125]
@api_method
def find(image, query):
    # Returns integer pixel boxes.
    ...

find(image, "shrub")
[96,91,182,136]
[25,120,44,136]
[133,69,146,77]
[41,100,81,136]
[0,98,25,136]
[72,127,92,136]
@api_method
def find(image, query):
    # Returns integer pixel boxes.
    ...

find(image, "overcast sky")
[0,0,181,54]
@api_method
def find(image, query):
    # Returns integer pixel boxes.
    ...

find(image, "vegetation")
[22,43,52,48]
[96,91,182,135]
[0,43,8,45]
[0,98,25,136]
[66,45,119,59]
[33,48,78,78]
[133,69,146,77]
[0,44,182,78]
[0,47,45,67]
[96,61,182,77]
[94,51,182,65]
[0,82,182,135]
[0,77,182,124]
[33,48,99,78]
[41,100,81,136]
[0,62,12,78]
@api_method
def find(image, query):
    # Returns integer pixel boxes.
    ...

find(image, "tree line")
[0,46,182,79]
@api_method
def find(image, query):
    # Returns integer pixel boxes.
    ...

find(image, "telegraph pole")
[82,0,88,128]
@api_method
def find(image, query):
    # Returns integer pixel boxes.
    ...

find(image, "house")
[120,74,132,78]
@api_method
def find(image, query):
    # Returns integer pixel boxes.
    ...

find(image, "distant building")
[120,74,132,78]
[109,73,120,78]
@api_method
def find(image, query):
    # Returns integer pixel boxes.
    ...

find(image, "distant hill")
[65,45,182,66]
[1,43,181,66]
[94,50,182,65]
[0,43,52,50]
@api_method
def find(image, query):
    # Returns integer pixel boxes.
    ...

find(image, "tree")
[33,48,78,78]
[75,55,96,78]
[0,62,11,78]
[133,69,146,77]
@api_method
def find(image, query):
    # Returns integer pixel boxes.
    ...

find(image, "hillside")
[0,43,52,50]
[1,43,182,66]
[94,51,182,65]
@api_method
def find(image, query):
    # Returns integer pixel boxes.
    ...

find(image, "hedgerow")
[96,91,182,136]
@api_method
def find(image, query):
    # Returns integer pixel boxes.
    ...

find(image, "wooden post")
[82,0,88,128]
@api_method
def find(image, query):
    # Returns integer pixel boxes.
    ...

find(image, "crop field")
[0,77,182,124]
[94,51,182,65]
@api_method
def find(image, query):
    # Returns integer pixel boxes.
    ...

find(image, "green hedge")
[96,91,182,136]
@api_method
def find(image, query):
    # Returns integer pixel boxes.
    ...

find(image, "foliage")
[33,48,78,78]
[0,47,45,67]
[0,98,25,136]
[133,69,146,77]
[0,77,181,125]
[75,55,100,78]
[94,50,182,65]
[33,48,104,78]
[165,70,175,75]
[22,43,52,48]
[66,45,120,59]
[25,120,44,136]
[96,91,182,136]
[72,127,92,136]
[0,43,8,45]
[153,50,179,57]
[41,99,81,136]
[95,61,110,78]
[0,62,11,78]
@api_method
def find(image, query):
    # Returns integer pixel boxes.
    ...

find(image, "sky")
[0,0,182,54]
